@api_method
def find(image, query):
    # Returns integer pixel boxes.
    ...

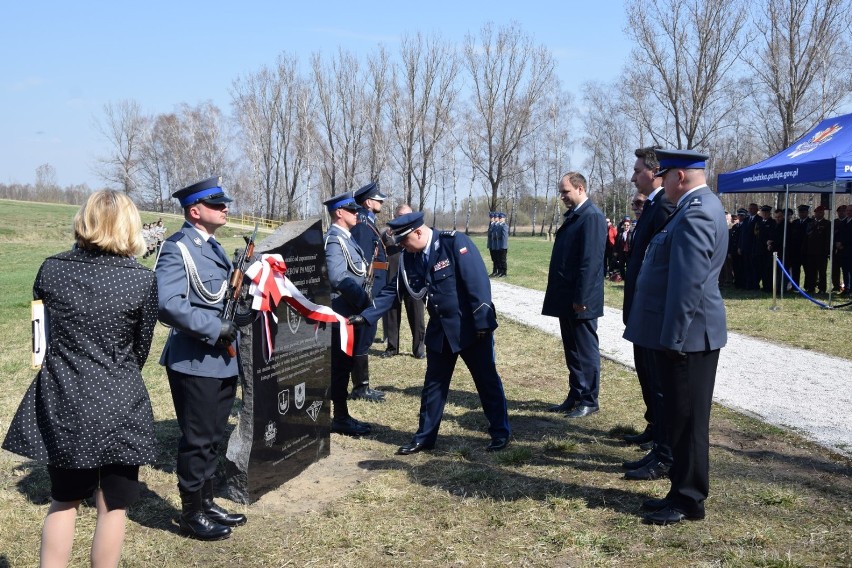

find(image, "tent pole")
[829,183,836,308]
[781,185,790,302]
[770,252,780,311]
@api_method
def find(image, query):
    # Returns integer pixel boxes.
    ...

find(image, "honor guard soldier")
[156,176,246,540]
[623,149,728,525]
[486,211,498,276]
[323,192,375,436]
[348,182,388,401]
[494,212,509,277]
[349,212,512,454]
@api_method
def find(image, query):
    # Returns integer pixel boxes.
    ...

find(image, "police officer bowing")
[156,176,246,540]
[349,212,511,454]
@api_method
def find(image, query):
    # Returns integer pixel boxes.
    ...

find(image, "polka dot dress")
[2,247,159,468]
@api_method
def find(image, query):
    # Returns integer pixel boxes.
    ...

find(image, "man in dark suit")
[738,203,760,289]
[380,203,426,359]
[624,149,728,525]
[787,205,811,288]
[754,205,776,292]
[350,212,511,454]
[156,176,246,540]
[621,147,675,480]
[349,182,388,401]
[542,172,607,418]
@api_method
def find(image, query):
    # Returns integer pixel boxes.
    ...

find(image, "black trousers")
[557,316,600,408]
[385,295,426,355]
[804,255,828,292]
[167,369,237,494]
[412,335,511,446]
[655,349,719,517]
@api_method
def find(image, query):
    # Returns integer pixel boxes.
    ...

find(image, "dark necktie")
[210,238,230,265]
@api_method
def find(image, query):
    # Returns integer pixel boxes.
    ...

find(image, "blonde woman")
[3,190,158,567]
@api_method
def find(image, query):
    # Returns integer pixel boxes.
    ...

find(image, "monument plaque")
[224,218,332,504]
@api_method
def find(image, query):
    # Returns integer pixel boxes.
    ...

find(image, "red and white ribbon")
[245,254,354,356]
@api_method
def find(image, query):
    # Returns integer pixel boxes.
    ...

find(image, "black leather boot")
[179,489,232,540]
[202,480,247,527]
[349,356,385,402]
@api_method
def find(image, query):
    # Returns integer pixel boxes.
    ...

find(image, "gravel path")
[490,280,852,458]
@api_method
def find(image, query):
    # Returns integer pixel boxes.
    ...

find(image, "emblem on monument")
[263,421,277,447]
[306,400,322,422]
[278,389,290,415]
[295,382,306,409]
[287,305,301,334]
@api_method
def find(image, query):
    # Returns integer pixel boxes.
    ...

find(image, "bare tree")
[581,83,636,219]
[232,54,315,220]
[312,49,368,196]
[35,163,58,193]
[94,99,145,194]
[388,32,460,210]
[744,0,852,153]
[364,46,391,190]
[624,0,751,150]
[461,22,555,211]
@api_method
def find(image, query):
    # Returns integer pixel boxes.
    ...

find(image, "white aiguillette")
[32,299,47,369]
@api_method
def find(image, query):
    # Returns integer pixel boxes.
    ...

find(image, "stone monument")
[224,218,332,504]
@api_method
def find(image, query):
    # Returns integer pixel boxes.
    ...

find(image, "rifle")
[222,222,259,357]
[363,241,380,301]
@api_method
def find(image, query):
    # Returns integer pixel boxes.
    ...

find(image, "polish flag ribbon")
[245,254,353,356]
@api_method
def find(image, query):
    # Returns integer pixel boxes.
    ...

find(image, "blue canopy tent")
[718,112,852,194]
[718,112,852,306]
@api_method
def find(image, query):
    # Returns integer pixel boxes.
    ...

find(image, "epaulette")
[440,230,457,237]
[166,232,183,243]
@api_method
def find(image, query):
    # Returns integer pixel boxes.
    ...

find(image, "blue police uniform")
[494,213,509,277]
[486,212,498,276]
[361,213,511,452]
[348,182,388,400]
[541,197,607,413]
[156,176,245,539]
[623,149,728,524]
[322,191,377,434]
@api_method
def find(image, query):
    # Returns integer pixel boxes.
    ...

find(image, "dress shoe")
[413,351,426,359]
[639,440,654,451]
[396,440,434,455]
[202,499,247,527]
[623,426,653,445]
[640,497,670,512]
[622,450,656,470]
[201,480,247,527]
[331,416,372,436]
[178,490,231,541]
[179,510,232,540]
[624,460,670,481]
[486,437,509,452]
[564,405,598,418]
[381,349,398,358]
[349,385,386,402]
[642,505,704,525]
[546,398,576,413]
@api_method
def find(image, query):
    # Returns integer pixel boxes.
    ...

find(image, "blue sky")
[1,1,632,188]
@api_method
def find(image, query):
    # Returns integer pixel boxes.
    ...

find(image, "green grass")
[1,200,851,567]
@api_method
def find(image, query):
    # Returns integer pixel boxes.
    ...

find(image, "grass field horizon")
[0,198,850,567]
